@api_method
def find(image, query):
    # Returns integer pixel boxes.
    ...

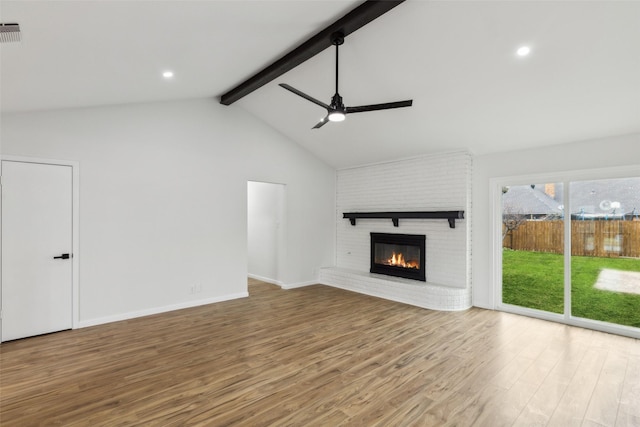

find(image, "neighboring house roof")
[567,178,640,217]
[504,178,640,219]
[502,185,563,216]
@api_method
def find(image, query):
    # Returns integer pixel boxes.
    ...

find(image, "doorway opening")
[247,181,286,287]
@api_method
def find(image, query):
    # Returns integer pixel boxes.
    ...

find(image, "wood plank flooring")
[1,279,639,426]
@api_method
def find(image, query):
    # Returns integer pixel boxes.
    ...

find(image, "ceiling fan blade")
[279,84,330,110]
[312,116,329,129]
[346,100,413,114]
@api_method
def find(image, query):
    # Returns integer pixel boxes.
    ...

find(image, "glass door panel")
[501,183,565,314]
[570,177,640,328]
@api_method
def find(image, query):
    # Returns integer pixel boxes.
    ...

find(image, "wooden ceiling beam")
[219,0,405,106]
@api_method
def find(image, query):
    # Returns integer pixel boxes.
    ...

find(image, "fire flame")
[386,252,419,269]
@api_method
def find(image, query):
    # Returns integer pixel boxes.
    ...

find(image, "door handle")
[53,253,70,260]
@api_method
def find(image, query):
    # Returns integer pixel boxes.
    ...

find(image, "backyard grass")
[502,249,640,328]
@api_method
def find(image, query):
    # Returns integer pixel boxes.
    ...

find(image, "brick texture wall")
[320,151,472,310]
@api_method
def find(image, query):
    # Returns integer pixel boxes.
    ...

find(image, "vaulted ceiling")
[1,1,639,168]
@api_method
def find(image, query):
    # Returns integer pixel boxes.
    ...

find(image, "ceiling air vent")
[0,23,21,43]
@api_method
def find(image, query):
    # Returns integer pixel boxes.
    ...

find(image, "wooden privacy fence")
[504,220,640,258]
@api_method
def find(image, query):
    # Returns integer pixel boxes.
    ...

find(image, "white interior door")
[1,160,73,341]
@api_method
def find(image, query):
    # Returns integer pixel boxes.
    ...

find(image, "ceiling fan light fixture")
[328,110,346,122]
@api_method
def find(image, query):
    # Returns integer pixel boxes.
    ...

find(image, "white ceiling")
[1,1,639,168]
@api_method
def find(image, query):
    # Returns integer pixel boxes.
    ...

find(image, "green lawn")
[502,250,640,328]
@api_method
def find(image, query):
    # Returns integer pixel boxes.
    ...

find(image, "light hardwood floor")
[1,279,639,426]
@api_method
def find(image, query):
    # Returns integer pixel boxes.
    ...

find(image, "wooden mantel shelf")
[343,211,465,228]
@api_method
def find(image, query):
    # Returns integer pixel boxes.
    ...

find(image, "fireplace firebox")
[370,233,426,281]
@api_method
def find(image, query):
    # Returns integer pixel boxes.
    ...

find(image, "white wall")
[472,132,640,309]
[247,181,285,284]
[0,98,335,325]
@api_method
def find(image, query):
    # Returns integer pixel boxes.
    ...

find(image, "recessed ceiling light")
[162,71,174,79]
[516,46,531,57]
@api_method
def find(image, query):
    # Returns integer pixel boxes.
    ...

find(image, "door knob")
[53,253,70,260]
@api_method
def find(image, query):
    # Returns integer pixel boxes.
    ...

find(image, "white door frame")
[0,155,80,341]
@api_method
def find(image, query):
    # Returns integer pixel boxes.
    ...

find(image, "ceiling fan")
[279,32,413,129]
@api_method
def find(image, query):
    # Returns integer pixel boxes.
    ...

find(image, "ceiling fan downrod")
[332,32,344,95]
[329,32,346,120]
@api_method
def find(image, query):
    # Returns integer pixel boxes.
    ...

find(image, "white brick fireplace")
[319,151,472,311]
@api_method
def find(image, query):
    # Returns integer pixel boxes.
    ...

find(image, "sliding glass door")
[501,183,564,315]
[497,171,640,337]
[570,178,640,329]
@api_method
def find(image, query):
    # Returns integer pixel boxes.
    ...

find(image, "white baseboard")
[248,273,317,290]
[472,301,494,310]
[247,273,283,287]
[280,280,317,289]
[77,292,249,329]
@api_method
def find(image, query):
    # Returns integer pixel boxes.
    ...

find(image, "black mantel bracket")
[343,211,465,229]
